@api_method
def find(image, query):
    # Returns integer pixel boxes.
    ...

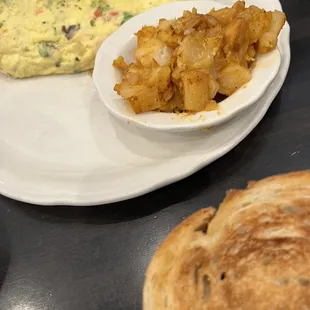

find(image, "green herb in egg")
[101,3,109,12]
[91,0,101,7]
[38,42,56,57]
[92,0,109,10]
[121,12,135,25]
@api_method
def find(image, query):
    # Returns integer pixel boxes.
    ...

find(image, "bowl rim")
[93,0,283,132]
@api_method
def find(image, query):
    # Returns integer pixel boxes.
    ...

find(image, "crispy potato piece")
[115,81,166,114]
[135,38,166,68]
[159,89,182,112]
[218,64,251,96]
[128,88,165,114]
[209,0,245,25]
[153,46,173,67]
[245,6,272,44]
[147,66,172,92]
[180,70,211,112]
[172,32,223,87]
[113,56,128,70]
[257,11,286,54]
[114,64,173,114]
[179,34,223,70]
[157,19,180,48]
[223,17,250,66]
[177,35,212,70]
[136,26,157,44]
[157,29,179,49]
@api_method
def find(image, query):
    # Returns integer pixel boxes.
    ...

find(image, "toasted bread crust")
[144,171,310,310]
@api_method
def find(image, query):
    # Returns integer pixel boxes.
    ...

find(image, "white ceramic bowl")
[93,0,282,132]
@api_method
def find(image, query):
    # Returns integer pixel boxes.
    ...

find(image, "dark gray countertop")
[0,0,309,309]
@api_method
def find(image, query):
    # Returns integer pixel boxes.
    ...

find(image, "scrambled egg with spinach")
[0,0,176,78]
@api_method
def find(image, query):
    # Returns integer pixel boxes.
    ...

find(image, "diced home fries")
[113,1,286,114]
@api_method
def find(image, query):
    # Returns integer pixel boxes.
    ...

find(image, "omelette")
[0,0,176,78]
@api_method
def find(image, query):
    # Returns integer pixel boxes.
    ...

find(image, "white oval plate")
[93,0,282,132]
[0,0,290,206]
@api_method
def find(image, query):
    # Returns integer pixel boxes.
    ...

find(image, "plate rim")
[0,0,291,206]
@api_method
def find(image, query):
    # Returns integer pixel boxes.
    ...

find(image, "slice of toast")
[144,171,310,310]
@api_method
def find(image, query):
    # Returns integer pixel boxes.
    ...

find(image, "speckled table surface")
[0,0,309,309]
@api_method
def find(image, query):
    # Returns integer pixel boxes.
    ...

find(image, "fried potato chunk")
[180,70,211,112]
[114,1,286,114]
[114,63,173,114]
[218,64,252,96]
[257,10,286,54]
